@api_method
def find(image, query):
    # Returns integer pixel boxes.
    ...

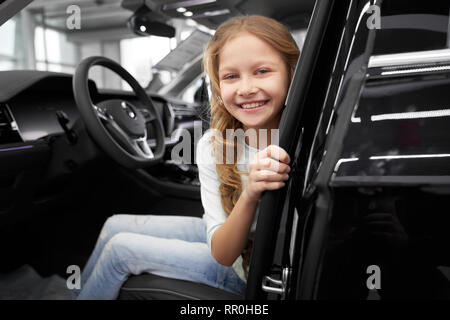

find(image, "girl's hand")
[244,145,291,202]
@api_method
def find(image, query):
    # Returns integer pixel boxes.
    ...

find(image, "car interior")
[1,0,450,301]
[0,0,313,299]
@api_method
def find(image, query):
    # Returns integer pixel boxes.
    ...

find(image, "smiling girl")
[199,15,299,280]
[74,15,299,300]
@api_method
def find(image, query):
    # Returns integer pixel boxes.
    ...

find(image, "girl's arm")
[211,188,258,266]
[211,145,291,266]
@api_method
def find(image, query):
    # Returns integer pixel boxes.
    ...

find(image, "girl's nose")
[237,77,257,96]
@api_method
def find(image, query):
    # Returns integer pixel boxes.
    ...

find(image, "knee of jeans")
[100,214,126,242]
[103,232,134,272]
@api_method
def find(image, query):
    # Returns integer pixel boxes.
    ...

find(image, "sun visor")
[153,29,211,72]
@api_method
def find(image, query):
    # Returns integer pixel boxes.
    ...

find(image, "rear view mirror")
[128,7,175,38]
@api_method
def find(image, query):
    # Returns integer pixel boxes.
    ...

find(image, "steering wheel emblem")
[121,101,136,119]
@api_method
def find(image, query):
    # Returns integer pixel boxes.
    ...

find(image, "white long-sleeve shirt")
[196,129,260,281]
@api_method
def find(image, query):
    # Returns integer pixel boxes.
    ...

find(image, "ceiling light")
[202,9,230,17]
[183,11,193,17]
[192,9,230,18]
[140,25,146,32]
[176,7,187,13]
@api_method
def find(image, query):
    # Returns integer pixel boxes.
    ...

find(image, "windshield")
[0,0,213,94]
[0,0,307,102]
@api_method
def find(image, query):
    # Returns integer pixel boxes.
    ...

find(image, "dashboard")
[0,70,203,222]
[0,70,201,145]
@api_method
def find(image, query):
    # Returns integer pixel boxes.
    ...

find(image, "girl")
[201,15,299,280]
[73,15,299,300]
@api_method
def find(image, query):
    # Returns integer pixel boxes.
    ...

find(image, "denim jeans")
[72,214,246,300]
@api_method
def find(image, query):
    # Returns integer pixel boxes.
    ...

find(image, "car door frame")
[245,0,383,300]
[246,0,344,299]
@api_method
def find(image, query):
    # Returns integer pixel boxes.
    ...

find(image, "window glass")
[0,60,15,70]
[120,35,173,90]
[0,16,24,70]
[0,4,197,95]
[0,19,16,57]
[181,76,203,103]
[34,26,79,72]
[373,1,449,54]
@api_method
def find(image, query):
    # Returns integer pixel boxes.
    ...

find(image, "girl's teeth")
[241,101,265,109]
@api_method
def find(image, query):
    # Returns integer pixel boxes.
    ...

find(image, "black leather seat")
[118,274,243,300]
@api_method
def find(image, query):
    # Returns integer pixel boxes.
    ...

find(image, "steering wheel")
[73,56,166,168]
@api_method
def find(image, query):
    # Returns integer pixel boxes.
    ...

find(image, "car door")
[294,0,450,300]
[245,0,359,299]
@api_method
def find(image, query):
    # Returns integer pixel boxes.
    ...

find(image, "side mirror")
[128,7,175,38]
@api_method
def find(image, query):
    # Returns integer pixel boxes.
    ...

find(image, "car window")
[0,16,25,70]
[372,1,449,55]
[0,1,208,93]
[181,75,204,103]
[34,25,79,74]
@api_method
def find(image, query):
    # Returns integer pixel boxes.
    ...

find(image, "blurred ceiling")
[28,0,129,31]
[156,0,314,30]
[26,0,314,33]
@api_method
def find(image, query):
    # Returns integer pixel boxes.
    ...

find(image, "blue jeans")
[72,214,246,300]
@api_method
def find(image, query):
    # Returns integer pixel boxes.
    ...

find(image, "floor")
[0,264,72,300]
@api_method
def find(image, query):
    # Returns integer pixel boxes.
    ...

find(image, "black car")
[0,0,449,301]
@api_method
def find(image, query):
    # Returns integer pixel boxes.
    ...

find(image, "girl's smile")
[218,31,290,132]
[237,100,269,112]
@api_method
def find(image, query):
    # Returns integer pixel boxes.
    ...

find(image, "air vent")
[0,104,22,144]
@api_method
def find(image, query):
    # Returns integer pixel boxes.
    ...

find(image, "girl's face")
[218,31,290,132]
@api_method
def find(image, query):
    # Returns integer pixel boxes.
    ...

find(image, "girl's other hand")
[244,145,291,202]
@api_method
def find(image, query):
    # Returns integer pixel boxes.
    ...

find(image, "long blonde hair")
[202,15,300,276]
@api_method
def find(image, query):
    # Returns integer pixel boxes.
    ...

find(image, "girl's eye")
[223,74,238,80]
[257,69,270,75]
